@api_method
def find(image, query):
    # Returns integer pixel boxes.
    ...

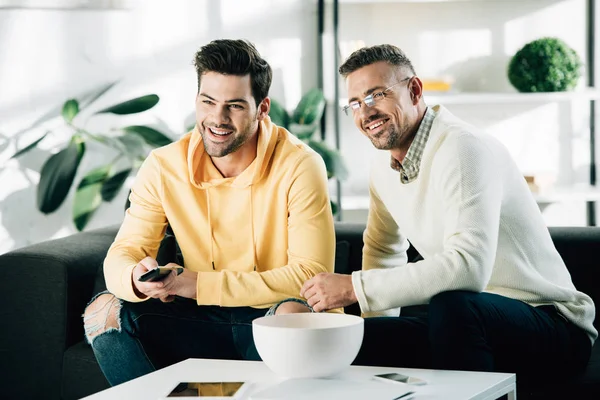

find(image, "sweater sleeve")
[195,153,337,310]
[352,171,408,317]
[353,134,502,312]
[103,152,168,302]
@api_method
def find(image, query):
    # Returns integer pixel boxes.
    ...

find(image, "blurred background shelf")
[424,89,600,105]
[335,0,536,3]
[0,0,129,10]
[342,184,600,222]
[319,0,599,226]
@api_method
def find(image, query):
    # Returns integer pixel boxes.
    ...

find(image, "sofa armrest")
[0,226,118,400]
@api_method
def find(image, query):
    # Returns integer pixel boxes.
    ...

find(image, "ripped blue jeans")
[83,292,311,386]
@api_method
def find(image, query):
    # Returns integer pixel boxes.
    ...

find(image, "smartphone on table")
[373,372,427,386]
[138,266,184,282]
[165,381,251,399]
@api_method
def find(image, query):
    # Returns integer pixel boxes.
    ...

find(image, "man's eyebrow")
[225,98,250,104]
[199,93,249,104]
[348,86,387,102]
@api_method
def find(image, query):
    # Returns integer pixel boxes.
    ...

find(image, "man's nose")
[357,102,378,119]
[212,104,231,123]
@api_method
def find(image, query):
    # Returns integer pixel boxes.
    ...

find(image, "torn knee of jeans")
[267,298,314,316]
[83,293,122,344]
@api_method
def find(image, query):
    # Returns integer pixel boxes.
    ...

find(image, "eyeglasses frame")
[342,76,413,116]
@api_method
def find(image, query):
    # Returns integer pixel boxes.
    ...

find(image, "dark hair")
[193,39,272,106]
[339,44,416,78]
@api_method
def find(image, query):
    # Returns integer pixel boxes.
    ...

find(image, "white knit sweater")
[351,105,597,343]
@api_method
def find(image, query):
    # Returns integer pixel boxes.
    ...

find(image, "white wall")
[323,0,596,226]
[0,0,318,253]
[0,0,596,254]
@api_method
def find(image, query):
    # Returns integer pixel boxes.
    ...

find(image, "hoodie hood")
[185,116,283,272]
[187,116,280,189]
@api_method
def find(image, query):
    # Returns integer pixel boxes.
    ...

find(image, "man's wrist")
[346,275,358,304]
[131,275,147,299]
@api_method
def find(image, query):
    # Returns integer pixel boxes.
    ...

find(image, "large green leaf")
[122,125,173,147]
[289,123,317,140]
[329,148,349,180]
[62,99,79,123]
[72,165,111,231]
[268,98,290,129]
[95,94,159,115]
[11,131,49,159]
[291,88,326,126]
[37,136,86,214]
[117,133,148,160]
[307,139,348,180]
[101,169,132,202]
[330,200,338,215]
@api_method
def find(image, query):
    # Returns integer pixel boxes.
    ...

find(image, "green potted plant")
[508,37,582,93]
[11,83,173,231]
[269,88,348,214]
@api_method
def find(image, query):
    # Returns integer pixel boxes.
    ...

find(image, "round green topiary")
[507,37,582,93]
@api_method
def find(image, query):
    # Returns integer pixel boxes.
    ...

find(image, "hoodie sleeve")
[103,152,168,302]
[195,152,337,309]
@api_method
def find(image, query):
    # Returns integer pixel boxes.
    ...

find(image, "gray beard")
[370,127,400,150]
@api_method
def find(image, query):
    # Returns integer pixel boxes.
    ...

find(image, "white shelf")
[336,0,522,3]
[338,89,600,108]
[425,89,600,105]
[342,185,600,211]
[533,185,600,204]
[0,0,130,9]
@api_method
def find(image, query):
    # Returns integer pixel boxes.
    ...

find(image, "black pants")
[88,296,267,386]
[354,291,591,386]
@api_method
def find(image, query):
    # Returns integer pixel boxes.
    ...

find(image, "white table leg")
[506,385,517,400]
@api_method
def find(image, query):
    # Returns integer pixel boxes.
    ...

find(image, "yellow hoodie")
[104,117,336,308]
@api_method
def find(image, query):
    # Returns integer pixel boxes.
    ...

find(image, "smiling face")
[346,61,420,152]
[195,71,269,159]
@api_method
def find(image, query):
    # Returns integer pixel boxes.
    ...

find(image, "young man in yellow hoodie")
[82,39,335,386]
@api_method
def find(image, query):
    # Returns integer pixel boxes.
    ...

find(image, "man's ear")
[256,97,271,121]
[409,76,423,105]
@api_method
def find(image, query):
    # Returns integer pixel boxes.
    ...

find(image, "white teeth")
[368,121,384,130]
[209,127,231,136]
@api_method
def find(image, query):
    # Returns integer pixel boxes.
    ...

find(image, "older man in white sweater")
[301,44,595,382]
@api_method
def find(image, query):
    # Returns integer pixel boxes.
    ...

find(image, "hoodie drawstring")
[206,189,215,270]
[251,186,257,271]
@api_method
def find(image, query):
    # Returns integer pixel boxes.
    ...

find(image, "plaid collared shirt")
[391,107,436,184]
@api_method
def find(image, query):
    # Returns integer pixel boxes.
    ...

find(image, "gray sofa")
[1,222,599,399]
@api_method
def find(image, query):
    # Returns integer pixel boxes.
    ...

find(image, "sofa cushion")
[549,227,600,331]
[334,241,350,275]
[62,341,109,400]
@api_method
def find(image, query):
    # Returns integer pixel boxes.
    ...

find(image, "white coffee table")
[82,358,516,400]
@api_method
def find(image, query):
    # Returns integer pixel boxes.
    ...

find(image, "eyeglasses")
[342,76,412,116]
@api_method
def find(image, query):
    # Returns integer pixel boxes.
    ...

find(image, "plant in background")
[508,37,582,93]
[11,83,173,231]
[269,88,348,214]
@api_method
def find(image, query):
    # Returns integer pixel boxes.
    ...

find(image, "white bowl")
[252,313,364,378]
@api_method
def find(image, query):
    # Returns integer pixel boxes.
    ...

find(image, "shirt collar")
[391,107,436,183]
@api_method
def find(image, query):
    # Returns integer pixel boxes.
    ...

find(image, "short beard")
[369,126,400,150]
[203,132,247,157]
